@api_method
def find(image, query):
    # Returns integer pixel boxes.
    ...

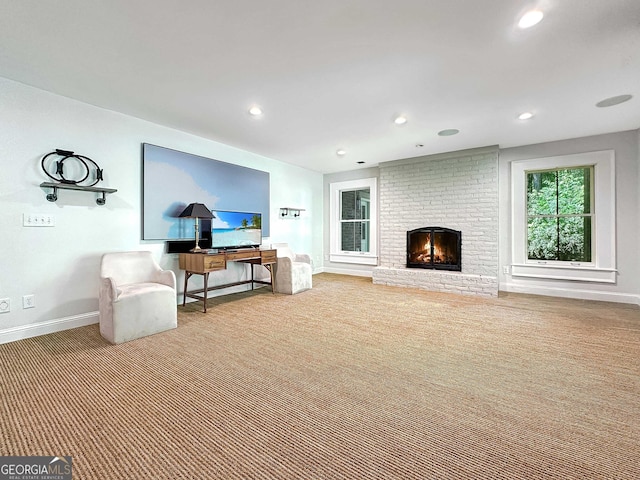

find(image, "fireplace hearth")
[407,227,461,271]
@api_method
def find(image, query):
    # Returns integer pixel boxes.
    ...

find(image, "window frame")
[525,165,594,264]
[511,150,616,283]
[330,178,378,265]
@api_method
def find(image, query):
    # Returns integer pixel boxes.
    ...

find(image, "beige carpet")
[1,273,639,479]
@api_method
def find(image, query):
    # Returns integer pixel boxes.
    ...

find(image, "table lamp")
[179,203,214,252]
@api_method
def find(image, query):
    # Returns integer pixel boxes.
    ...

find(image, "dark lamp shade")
[178,203,214,219]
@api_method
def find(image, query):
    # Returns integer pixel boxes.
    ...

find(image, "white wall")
[499,130,640,304]
[0,77,323,342]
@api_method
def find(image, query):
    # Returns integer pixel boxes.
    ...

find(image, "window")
[340,189,370,252]
[526,166,593,263]
[330,178,377,265]
[511,151,616,283]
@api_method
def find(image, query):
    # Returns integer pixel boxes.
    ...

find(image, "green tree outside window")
[526,167,593,262]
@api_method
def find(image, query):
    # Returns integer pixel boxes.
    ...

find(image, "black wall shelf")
[279,207,305,218]
[40,182,118,205]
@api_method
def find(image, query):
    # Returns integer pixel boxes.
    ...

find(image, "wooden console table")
[178,249,277,312]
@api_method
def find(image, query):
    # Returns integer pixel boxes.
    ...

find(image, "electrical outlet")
[23,213,55,227]
[503,266,510,274]
[23,294,35,309]
[0,298,10,313]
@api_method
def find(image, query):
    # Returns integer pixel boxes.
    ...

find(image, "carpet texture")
[1,273,639,479]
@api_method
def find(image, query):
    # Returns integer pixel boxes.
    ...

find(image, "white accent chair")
[272,243,312,294]
[99,251,177,344]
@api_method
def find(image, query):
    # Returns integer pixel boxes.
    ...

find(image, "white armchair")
[272,243,312,294]
[99,251,177,344]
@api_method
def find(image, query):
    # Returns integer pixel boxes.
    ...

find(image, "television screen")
[211,210,262,250]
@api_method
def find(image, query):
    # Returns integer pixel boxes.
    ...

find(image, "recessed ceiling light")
[518,10,544,29]
[438,129,459,137]
[596,94,633,108]
[248,106,263,116]
[518,112,534,120]
[394,115,408,125]
[416,143,424,148]
[336,149,346,156]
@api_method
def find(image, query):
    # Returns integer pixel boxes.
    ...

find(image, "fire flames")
[409,234,454,264]
[413,239,444,263]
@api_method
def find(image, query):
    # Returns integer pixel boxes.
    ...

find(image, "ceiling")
[1,0,639,174]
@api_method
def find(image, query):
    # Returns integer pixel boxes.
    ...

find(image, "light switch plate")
[23,213,55,227]
[23,294,35,309]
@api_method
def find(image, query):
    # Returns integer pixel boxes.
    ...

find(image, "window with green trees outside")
[526,166,593,262]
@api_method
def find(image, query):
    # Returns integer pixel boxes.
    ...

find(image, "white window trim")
[511,150,616,283]
[330,178,378,265]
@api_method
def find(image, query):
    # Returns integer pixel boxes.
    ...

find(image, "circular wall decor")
[41,149,104,186]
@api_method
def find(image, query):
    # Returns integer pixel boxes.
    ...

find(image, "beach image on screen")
[211,211,262,248]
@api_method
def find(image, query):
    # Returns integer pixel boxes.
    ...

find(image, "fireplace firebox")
[407,227,461,271]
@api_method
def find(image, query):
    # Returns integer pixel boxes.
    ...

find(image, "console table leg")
[203,272,210,313]
[265,264,275,294]
[183,272,191,306]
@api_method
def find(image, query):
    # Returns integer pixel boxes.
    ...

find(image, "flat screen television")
[210,210,262,250]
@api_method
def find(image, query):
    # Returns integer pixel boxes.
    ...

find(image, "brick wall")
[372,147,499,296]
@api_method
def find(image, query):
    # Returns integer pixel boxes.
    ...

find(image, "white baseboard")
[320,266,373,278]
[500,282,640,305]
[0,311,99,345]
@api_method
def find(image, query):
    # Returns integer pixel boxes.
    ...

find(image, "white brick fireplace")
[372,146,499,296]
